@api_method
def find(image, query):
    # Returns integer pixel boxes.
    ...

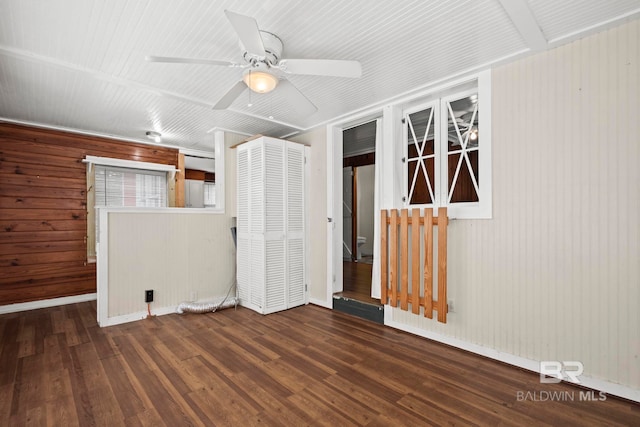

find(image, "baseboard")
[99,297,244,327]
[0,293,97,315]
[384,307,640,403]
[309,297,332,309]
[98,305,177,327]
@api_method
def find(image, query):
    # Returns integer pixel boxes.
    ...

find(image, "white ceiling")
[1,0,639,153]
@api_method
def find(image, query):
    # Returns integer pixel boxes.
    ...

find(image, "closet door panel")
[236,137,306,314]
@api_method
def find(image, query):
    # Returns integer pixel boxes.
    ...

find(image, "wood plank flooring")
[1,301,639,426]
[336,261,380,304]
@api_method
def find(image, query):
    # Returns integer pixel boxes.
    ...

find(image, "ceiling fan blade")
[278,59,362,78]
[277,80,317,116]
[213,81,247,110]
[145,55,237,67]
[224,10,266,57]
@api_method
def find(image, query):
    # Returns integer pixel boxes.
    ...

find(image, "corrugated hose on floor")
[176,297,238,314]
[176,280,238,314]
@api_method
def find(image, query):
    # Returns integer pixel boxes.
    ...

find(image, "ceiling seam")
[497,0,548,51]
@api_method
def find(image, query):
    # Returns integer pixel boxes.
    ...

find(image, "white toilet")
[356,236,366,260]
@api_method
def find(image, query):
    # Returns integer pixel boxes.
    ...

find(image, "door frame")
[326,110,385,305]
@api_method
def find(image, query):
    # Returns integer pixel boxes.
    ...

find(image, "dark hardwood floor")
[336,261,380,305]
[1,301,639,426]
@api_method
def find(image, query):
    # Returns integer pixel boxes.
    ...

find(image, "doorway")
[335,121,379,307]
[340,167,376,303]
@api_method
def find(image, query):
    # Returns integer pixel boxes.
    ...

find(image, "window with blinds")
[204,182,216,207]
[94,165,167,207]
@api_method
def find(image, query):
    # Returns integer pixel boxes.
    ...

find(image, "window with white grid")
[403,82,491,219]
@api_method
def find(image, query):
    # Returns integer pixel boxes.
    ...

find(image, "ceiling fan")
[146,10,363,116]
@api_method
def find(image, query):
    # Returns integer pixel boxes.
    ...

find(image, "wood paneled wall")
[0,123,178,305]
[184,169,215,182]
[343,152,375,168]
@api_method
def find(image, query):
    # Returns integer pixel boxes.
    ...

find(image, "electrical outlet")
[145,289,154,303]
[448,299,454,313]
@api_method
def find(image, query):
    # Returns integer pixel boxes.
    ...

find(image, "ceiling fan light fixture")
[146,131,162,143]
[243,69,278,93]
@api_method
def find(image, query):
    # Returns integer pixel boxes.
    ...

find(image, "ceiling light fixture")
[146,131,162,143]
[243,68,278,94]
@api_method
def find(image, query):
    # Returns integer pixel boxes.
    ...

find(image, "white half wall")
[96,130,246,326]
[97,209,236,326]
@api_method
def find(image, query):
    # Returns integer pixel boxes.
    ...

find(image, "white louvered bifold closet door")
[263,142,287,313]
[286,145,305,308]
[236,137,306,315]
[248,144,265,310]
[236,148,250,305]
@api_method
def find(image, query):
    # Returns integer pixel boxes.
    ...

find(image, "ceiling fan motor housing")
[240,31,283,66]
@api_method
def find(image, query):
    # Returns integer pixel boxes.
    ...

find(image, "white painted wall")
[99,209,236,325]
[288,127,328,305]
[356,164,375,257]
[386,19,639,397]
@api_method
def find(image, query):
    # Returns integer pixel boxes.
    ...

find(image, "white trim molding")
[98,305,177,328]
[83,155,177,173]
[0,293,97,315]
[309,298,332,310]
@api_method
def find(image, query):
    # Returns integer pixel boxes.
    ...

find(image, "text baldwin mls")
[516,390,607,402]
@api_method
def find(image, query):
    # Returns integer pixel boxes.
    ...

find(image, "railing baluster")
[400,209,409,311]
[411,208,420,314]
[437,207,448,323]
[380,209,388,304]
[424,209,434,319]
[389,209,398,308]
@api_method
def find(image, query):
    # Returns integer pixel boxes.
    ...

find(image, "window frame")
[84,156,177,261]
[179,130,226,214]
[402,74,492,219]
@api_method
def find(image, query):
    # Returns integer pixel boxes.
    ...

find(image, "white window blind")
[95,165,167,207]
[204,182,216,207]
